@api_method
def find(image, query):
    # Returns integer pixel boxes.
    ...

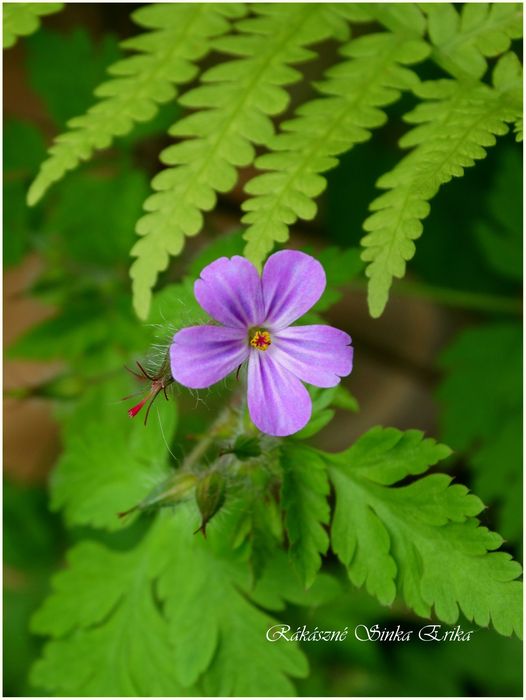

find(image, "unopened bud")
[118,471,197,519]
[194,471,226,537]
[228,435,262,461]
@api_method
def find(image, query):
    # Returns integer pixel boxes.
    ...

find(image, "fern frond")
[241,31,429,269]
[130,4,353,319]
[361,52,522,318]
[3,2,63,49]
[362,3,428,37]
[27,3,245,206]
[514,116,523,142]
[422,2,523,79]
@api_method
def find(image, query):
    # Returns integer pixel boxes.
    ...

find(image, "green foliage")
[4,479,63,696]
[26,29,121,128]
[23,3,522,318]
[423,2,523,79]
[361,53,522,317]
[130,3,353,317]
[4,120,46,265]
[45,168,150,265]
[158,511,308,696]
[5,5,523,696]
[50,374,177,531]
[3,2,63,49]
[294,384,358,439]
[31,520,192,696]
[27,3,245,206]
[242,30,429,269]
[438,323,522,542]
[281,443,330,587]
[473,147,522,281]
[328,427,522,636]
[30,508,322,696]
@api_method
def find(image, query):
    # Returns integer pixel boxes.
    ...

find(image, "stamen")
[250,329,272,351]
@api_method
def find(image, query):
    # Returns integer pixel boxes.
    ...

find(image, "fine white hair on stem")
[155,405,180,466]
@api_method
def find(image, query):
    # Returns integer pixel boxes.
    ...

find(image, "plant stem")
[395,281,522,315]
[351,280,522,316]
[181,402,237,472]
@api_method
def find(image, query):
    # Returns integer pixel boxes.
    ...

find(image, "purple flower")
[170,251,353,437]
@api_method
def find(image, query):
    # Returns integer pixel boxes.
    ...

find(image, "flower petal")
[194,256,264,328]
[170,325,248,389]
[262,250,326,329]
[247,351,312,436]
[271,325,353,388]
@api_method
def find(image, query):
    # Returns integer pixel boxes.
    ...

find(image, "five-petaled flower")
[170,251,353,436]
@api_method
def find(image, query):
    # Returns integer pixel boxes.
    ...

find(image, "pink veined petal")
[170,325,249,389]
[194,256,264,328]
[262,250,326,329]
[270,325,353,388]
[247,351,312,437]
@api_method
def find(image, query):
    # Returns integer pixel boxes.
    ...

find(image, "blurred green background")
[3,4,522,696]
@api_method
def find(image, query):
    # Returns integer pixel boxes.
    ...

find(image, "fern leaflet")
[361,52,523,318]
[130,4,354,319]
[27,3,245,205]
[422,2,523,79]
[3,2,63,49]
[241,31,429,269]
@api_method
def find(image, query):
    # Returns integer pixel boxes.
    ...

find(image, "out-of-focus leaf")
[4,120,46,265]
[4,481,61,570]
[312,246,364,313]
[438,322,522,542]
[47,169,149,265]
[26,28,121,128]
[473,147,522,281]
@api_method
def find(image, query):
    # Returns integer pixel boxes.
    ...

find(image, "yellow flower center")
[250,329,272,351]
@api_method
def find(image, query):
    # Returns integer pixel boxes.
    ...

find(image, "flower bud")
[234,434,262,460]
[194,471,226,537]
[118,471,197,519]
[227,435,262,461]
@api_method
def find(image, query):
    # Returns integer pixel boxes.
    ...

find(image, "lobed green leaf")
[328,427,522,637]
[281,443,330,587]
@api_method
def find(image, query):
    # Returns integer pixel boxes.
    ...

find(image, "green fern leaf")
[329,427,523,637]
[241,31,429,269]
[423,2,523,79]
[130,4,353,319]
[27,3,245,206]
[514,115,523,141]
[361,52,522,318]
[364,3,428,36]
[3,2,63,49]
